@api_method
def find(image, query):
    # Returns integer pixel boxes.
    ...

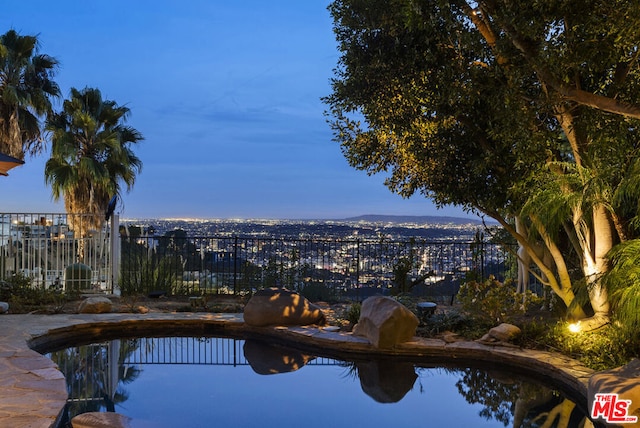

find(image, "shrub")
[64,263,93,291]
[418,308,490,339]
[528,321,637,371]
[298,282,338,302]
[602,239,640,339]
[344,302,361,325]
[0,272,33,301]
[120,254,177,296]
[457,276,541,323]
[0,272,77,313]
[392,293,418,311]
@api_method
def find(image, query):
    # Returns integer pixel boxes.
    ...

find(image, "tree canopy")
[325,0,640,328]
[0,29,59,159]
[45,87,143,233]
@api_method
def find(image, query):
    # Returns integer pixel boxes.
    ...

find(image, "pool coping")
[1,312,595,428]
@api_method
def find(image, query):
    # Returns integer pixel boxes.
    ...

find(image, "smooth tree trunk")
[577,204,612,331]
[494,214,588,319]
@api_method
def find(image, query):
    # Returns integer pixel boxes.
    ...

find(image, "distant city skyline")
[0,1,475,221]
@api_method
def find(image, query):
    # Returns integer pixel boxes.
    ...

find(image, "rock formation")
[352,296,419,349]
[243,288,326,327]
[77,296,113,314]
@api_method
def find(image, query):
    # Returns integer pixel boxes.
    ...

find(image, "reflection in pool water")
[47,337,595,428]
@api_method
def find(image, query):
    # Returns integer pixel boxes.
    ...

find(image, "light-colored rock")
[71,411,132,428]
[588,359,640,425]
[442,331,461,343]
[352,296,419,349]
[78,297,113,314]
[0,301,8,314]
[135,305,150,314]
[477,323,521,345]
[243,288,326,327]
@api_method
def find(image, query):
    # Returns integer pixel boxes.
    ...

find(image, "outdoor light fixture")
[568,321,581,333]
[0,152,24,176]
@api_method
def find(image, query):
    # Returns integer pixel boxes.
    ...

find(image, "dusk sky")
[0,1,474,221]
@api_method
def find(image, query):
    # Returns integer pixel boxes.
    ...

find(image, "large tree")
[45,87,143,240]
[0,29,59,159]
[324,0,640,329]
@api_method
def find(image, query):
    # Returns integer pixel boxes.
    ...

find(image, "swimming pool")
[47,336,596,428]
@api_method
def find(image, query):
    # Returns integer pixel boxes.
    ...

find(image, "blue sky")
[0,1,473,220]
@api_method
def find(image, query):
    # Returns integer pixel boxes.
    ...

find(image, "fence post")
[481,240,486,280]
[110,214,120,295]
[233,235,238,295]
[356,239,360,287]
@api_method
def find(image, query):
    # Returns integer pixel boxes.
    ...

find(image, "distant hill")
[342,214,484,225]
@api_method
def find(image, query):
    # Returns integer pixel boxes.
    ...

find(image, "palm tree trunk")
[577,204,612,331]
[7,109,22,159]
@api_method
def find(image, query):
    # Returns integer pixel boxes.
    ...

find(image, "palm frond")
[45,86,143,224]
[602,240,640,334]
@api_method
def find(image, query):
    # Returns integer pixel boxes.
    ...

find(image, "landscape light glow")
[568,322,581,333]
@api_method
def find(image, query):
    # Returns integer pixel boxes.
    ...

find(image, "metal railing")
[0,212,521,300]
[0,212,116,293]
[119,233,517,300]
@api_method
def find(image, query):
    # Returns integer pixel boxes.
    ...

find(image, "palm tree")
[45,87,143,246]
[0,29,59,159]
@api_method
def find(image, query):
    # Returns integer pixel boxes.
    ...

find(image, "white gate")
[0,213,119,294]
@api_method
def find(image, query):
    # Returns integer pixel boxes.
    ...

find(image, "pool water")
[47,336,593,428]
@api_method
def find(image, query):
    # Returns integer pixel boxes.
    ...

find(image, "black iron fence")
[119,234,517,301]
[0,213,520,301]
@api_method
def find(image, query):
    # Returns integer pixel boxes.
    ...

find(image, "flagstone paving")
[0,312,594,427]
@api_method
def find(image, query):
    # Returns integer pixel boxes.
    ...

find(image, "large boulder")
[588,359,640,425]
[78,296,113,314]
[243,288,326,327]
[0,301,8,314]
[352,296,419,349]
